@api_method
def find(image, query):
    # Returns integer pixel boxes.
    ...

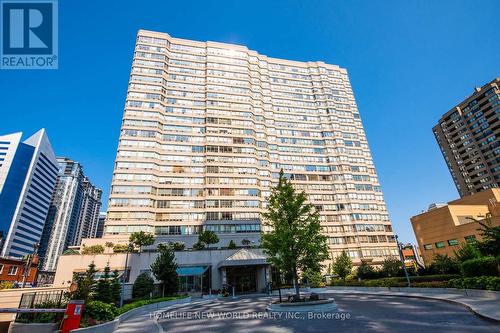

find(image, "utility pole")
[22,243,39,288]
[395,235,411,287]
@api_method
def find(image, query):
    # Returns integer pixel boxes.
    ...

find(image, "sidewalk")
[114,299,214,333]
[323,287,500,322]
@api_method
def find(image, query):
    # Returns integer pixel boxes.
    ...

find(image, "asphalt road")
[152,294,499,333]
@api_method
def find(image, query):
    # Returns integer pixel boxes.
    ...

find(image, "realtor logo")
[1,0,58,69]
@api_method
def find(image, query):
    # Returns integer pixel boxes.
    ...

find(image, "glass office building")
[0,129,58,258]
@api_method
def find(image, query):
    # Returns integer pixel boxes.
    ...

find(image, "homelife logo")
[1,0,58,69]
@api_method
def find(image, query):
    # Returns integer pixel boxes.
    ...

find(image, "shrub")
[169,241,185,251]
[228,240,237,249]
[356,262,379,280]
[430,254,460,274]
[192,241,205,250]
[84,301,117,323]
[380,257,403,277]
[113,244,130,253]
[460,256,499,277]
[0,281,14,290]
[448,276,500,291]
[133,272,154,299]
[81,245,104,255]
[116,295,188,315]
[16,301,65,323]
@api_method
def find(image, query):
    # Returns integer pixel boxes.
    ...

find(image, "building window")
[435,242,445,249]
[8,266,18,275]
[464,235,476,243]
[447,239,459,246]
[423,244,433,250]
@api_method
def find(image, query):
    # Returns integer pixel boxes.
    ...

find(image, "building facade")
[39,158,102,271]
[95,212,106,238]
[433,78,500,197]
[0,130,58,258]
[73,178,102,244]
[410,188,500,266]
[0,255,38,286]
[103,29,397,266]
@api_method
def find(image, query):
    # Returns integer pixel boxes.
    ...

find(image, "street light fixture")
[395,235,411,287]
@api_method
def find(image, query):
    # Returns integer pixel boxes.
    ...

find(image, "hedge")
[116,295,189,315]
[460,256,499,277]
[447,276,500,291]
[330,275,460,288]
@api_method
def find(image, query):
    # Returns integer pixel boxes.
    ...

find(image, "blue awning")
[176,266,208,277]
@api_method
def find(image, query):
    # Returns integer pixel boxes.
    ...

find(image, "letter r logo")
[2,1,53,54]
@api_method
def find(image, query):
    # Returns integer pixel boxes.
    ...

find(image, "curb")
[325,290,500,323]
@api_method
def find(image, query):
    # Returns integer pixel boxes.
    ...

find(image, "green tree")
[132,272,154,299]
[104,242,114,252]
[228,240,237,249]
[261,170,329,298]
[198,230,219,249]
[241,239,251,246]
[431,254,460,274]
[151,244,178,297]
[129,231,155,252]
[454,242,482,262]
[110,270,121,305]
[70,262,97,302]
[95,265,113,304]
[332,250,352,282]
[381,257,402,277]
[475,216,500,256]
[357,261,377,280]
[302,268,323,288]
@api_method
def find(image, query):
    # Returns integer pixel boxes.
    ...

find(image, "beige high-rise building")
[433,78,500,197]
[104,29,398,265]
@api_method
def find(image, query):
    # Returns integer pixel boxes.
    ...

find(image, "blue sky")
[0,0,499,243]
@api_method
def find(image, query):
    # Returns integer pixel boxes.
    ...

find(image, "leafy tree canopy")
[261,170,329,298]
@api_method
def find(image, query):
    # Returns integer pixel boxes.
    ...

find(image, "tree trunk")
[293,267,300,299]
[162,283,165,297]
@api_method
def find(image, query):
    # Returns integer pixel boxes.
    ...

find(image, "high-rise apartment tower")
[105,30,398,264]
[434,78,500,197]
[39,157,102,271]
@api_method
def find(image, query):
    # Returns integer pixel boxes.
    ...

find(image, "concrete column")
[221,267,227,285]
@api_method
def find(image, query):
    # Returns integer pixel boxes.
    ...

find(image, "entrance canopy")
[218,249,268,268]
[176,266,208,277]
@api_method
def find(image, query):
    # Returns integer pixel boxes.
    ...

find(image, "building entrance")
[226,265,257,293]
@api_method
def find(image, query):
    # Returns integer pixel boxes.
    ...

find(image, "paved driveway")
[119,294,499,333]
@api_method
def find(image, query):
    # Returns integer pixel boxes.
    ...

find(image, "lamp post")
[395,235,411,287]
[119,243,134,307]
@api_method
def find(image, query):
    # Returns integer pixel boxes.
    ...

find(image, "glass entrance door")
[226,265,257,293]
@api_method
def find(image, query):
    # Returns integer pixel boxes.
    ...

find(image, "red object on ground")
[60,300,85,333]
